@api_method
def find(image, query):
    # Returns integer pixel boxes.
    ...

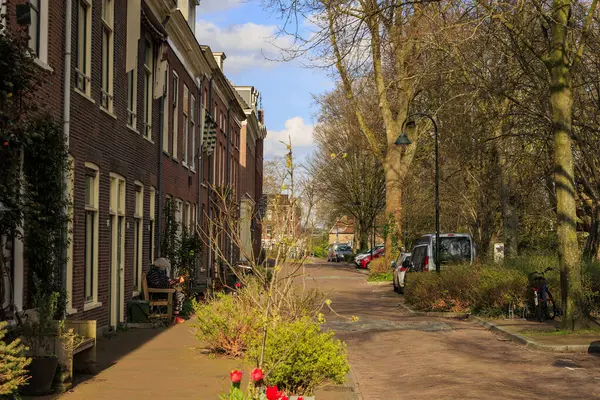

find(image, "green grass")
[521,327,600,336]
[367,272,393,282]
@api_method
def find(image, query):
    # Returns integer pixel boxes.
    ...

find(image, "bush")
[367,272,393,282]
[0,322,31,397]
[245,317,349,396]
[405,264,528,315]
[343,253,355,263]
[368,258,389,275]
[192,292,261,357]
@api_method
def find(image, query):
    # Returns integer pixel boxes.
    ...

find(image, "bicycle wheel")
[544,289,556,320]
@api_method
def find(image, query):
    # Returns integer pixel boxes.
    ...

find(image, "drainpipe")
[226,105,231,264]
[196,75,203,285]
[61,0,73,317]
[207,77,214,285]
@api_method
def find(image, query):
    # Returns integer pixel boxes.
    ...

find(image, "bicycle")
[528,267,557,322]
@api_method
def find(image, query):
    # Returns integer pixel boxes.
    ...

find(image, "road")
[305,260,600,400]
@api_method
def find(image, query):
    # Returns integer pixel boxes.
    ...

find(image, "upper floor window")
[143,38,154,139]
[28,0,48,63]
[172,72,180,158]
[101,0,114,112]
[76,0,92,95]
[183,85,189,165]
[162,64,170,153]
[190,95,196,170]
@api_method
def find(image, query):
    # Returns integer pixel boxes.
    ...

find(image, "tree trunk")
[583,205,600,263]
[359,219,370,252]
[549,1,588,329]
[384,146,405,262]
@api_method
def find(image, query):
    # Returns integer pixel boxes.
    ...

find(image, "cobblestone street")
[307,261,600,400]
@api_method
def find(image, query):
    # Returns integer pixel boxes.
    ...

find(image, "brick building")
[1,0,266,334]
[234,86,267,262]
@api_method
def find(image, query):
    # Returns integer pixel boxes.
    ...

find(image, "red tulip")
[230,370,243,383]
[235,282,242,288]
[266,386,283,400]
[298,398,304,400]
[281,396,289,400]
[250,368,264,382]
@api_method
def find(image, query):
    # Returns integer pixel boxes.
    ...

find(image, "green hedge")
[405,257,600,317]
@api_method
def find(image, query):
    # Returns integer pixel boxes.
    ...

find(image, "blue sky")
[195,0,333,162]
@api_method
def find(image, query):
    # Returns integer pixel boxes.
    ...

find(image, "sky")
[194,0,333,162]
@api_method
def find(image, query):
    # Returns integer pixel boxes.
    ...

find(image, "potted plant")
[17,292,61,395]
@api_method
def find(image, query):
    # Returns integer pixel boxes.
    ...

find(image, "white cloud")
[197,0,244,14]
[195,20,292,73]
[264,117,315,158]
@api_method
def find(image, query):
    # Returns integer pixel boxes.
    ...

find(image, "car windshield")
[436,237,472,263]
[336,245,351,251]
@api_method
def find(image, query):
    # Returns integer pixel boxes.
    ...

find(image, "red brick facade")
[3,0,265,332]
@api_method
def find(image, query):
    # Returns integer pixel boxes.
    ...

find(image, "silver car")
[327,244,353,262]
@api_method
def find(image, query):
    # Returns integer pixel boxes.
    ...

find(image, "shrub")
[0,322,31,397]
[367,272,393,282]
[405,265,527,315]
[192,292,261,357]
[245,317,349,396]
[368,258,389,276]
[343,253,355,263]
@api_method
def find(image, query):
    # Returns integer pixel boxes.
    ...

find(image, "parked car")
[327,244,353,262]
[356,246,385,269]
[354,245,384,266]
[414,233,476,270]
[392,252,411,294]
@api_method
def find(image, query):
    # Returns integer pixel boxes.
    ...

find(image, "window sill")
[34,58,53,72]
[201,183,208,188]
[132,290,141,297]
[66,307,78,315]
[74,88,95,104]
[171,156,179,163]
[163,149,170,156]
[100,107,117,120]
[143,135,154,144]
[182,161,188,168]
[127,125,139,135]
[190,168,196,174]
[83,301,102,312]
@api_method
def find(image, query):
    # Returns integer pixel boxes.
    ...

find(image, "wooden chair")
[142,272,175,321]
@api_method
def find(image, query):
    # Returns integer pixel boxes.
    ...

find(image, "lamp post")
[395,113,441,273]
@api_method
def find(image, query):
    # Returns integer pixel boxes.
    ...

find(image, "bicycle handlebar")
[530,266,553,276]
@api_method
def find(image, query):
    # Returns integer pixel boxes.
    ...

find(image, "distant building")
[261,194,302,251]
[329,217,355,247]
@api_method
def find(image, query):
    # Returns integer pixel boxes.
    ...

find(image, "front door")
[109,175,126,330]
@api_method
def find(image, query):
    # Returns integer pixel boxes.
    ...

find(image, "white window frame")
[29,0,49,65]
[172,72,179,158]
[84,162,100,308]
[143,38,154,139]
[190,95,196,170]
[133,182,144,294]
[185,201,191,229]
[76,0,92,96]
[101,0,114,112]
[162,64,170,153]
[175,198,183,237]
[149,186,156,263]
[127,64,138,130]
[182,85,189,165]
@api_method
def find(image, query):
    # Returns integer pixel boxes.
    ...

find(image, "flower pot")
[20,356,59,396]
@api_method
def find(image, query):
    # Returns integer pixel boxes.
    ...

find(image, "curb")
[400,303,600,353]
[471,316,600,354]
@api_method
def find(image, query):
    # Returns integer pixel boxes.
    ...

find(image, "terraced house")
[0,0,266,335]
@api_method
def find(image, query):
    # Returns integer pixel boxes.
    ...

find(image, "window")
[149,187,156,263]
[66,156,75,313]
[29,0,40,56]
[185,202,191,229]
[101,0,114,111]
[183,85,189,165]
[133,183,143,292]
[76,0,92,94]
[190,95,196,169]
[109,175,126,315]
[127,67,137,128]
[162,64,170,152]
[172,73,179,158]
[143,38,154,139]
[175,198,183,237]
[84,163,99,304]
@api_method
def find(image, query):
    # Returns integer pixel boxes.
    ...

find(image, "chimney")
[258,109,264,124]
[212,52,226,72]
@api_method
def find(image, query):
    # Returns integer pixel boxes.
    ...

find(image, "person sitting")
[147,257,185,324]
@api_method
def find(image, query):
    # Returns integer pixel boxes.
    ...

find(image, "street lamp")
[395,113,441,273]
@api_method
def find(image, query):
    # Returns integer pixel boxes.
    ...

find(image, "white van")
[413,233,476,271]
